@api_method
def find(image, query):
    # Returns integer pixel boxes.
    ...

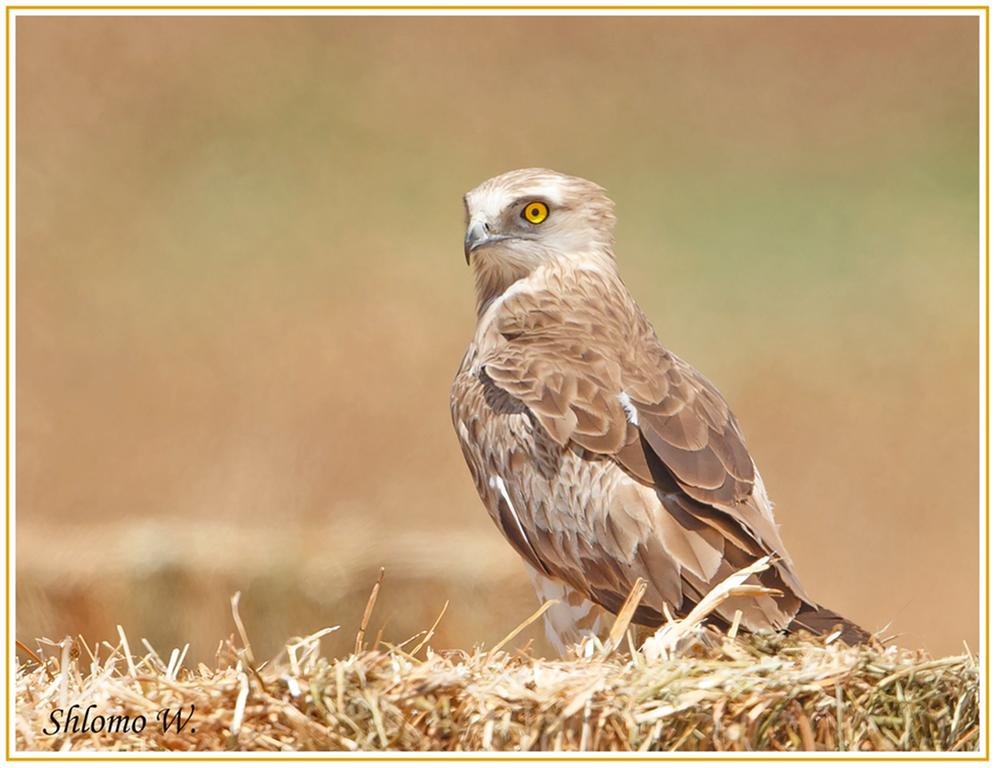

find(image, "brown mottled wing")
[481,270,811,630]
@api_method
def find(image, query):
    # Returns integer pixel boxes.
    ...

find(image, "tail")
[790,603,871,645]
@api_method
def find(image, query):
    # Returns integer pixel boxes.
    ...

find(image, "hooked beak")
[463,221,508,264]
[464,221,488,264]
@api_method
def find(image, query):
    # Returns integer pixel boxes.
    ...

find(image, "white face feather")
[464,168,617,264]
[465,171,569,225]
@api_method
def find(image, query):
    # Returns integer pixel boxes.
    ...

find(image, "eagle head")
[462,168,617,268]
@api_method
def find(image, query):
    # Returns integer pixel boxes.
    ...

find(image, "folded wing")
[479,271,815,632]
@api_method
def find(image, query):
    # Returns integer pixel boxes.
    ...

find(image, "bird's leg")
[525,565,607,657]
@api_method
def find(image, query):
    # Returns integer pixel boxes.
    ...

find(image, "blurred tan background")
[15,15,980,662]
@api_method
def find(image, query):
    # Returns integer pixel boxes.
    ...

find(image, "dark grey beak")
[464,221,489,264]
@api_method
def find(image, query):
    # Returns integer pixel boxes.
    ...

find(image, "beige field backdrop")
[15,15,980,662]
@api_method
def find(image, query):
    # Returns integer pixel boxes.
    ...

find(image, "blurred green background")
[16,15,980,662]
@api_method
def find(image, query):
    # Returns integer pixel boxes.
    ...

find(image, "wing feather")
[477,270,813,630]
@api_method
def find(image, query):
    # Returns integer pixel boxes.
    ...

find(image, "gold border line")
[0,4,992,10]
[6,2,11,764]
[4,4,990,762]
[985,3,990,763]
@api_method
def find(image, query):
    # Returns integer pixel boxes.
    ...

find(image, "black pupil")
[531,207,540,218]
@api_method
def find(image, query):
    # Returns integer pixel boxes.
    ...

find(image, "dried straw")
[15,560,979,753]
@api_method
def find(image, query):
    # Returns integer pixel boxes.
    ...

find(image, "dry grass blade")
[355,567,385,654]
[602,577,647,657]
[409,600,449,658]
[228,661,251,749]
[488,599,558,657]
[117,625,138,679]
[286,626,340,677]
[230,592,256,667]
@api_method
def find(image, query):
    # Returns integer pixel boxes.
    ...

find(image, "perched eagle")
[450,168,867,654]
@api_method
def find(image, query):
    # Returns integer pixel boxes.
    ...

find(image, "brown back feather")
[464,258,865,641]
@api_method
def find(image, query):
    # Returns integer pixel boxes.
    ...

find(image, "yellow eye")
[522,201,549,224]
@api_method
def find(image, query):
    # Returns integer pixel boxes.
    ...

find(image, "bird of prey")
[450,168,867,654]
